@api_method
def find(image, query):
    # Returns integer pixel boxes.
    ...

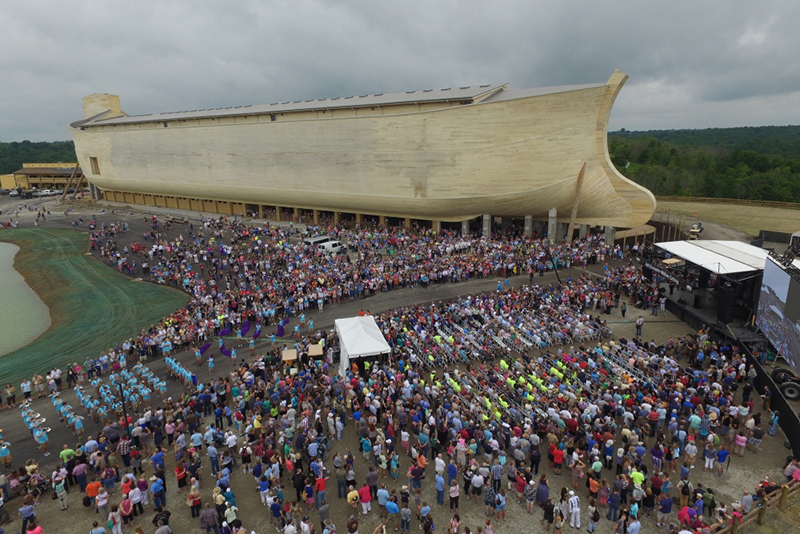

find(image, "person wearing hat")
[346,514,359,534]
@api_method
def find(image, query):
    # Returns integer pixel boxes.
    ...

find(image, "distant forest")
[0,140,76,175]
[609,126,800,202]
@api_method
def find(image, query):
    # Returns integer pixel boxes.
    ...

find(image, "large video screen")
[756,256,800,369]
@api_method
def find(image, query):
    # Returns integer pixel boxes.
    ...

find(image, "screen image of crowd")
[756,257,800,370]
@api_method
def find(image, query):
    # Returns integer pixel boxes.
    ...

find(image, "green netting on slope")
[0,228,189,384]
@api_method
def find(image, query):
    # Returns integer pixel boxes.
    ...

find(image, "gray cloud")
[1,0,799,141]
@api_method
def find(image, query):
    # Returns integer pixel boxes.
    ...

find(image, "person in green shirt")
[630,469,645,486]
[591,458,603,476]
[59,445,75,463]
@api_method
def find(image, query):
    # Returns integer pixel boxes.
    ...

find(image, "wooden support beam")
[565,162,587,244]
[71,175,85,199]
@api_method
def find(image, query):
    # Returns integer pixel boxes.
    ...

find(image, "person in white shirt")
[568,491,581,528]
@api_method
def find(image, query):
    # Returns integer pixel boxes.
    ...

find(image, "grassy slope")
[0,228,188,384]
[656,200,800,236]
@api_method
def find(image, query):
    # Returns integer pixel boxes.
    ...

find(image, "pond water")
[0,242,51,356]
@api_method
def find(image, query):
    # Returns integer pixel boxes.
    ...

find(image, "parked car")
[8,189,20,197]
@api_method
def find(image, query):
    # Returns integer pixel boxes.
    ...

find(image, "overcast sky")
[2,0,799,141]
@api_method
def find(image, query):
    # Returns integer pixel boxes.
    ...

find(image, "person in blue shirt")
[447,461,458,485]
[420,501,431,521]
[258,475,270,504]
[34,426,50,456]
[386,496,400,529]
[435,473,445,505]
[270,499,284,529]
[716,448,729,476]
[207,445,219,476]
[150,476,166,511]
[151,449,166,470]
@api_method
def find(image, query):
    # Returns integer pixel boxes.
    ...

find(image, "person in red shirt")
[315,475,329,508]
[553,448,564,476]
[358,483,372,515]
[566,418,578,434]
[175,461,188,493]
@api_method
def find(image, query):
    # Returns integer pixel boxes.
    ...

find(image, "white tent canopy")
[335,316,391,376]
[655,240,769,275]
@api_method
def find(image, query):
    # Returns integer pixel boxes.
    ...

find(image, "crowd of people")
[0,216,795,534]
[81,216,620,361]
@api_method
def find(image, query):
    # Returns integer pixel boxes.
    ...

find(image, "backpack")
[593,508,600,522]
[681,482,690,496]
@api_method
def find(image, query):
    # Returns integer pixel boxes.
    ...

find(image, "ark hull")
[71,71,655,226]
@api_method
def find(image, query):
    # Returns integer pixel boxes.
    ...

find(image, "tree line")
[0,140,77,175]
[609,126,800,202]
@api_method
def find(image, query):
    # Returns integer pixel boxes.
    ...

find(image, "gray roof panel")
[80,81,607,127]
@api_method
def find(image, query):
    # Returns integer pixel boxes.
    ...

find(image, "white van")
[303,236,332,248]
[317,240,346,255]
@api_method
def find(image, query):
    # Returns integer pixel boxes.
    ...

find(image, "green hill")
[0,140,76,174]
[608,127,800,202]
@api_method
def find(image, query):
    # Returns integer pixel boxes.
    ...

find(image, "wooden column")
[293,207,299,221]
[355,213,362,224]
[275,206,281,221]
[60,163,80,200]
[379,215,386,226]
[334,212,340,224]
[565,162,587,244]
[405,218,411,230]
[258,205,264,218]
[313,210,319,225]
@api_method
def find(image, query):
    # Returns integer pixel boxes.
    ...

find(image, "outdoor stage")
[663,284,767,344]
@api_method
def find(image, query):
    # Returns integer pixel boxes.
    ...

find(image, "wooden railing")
[656,196,800,210]
[717,480,800,534]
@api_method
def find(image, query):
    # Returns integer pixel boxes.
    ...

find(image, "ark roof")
[78,81,605,127]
